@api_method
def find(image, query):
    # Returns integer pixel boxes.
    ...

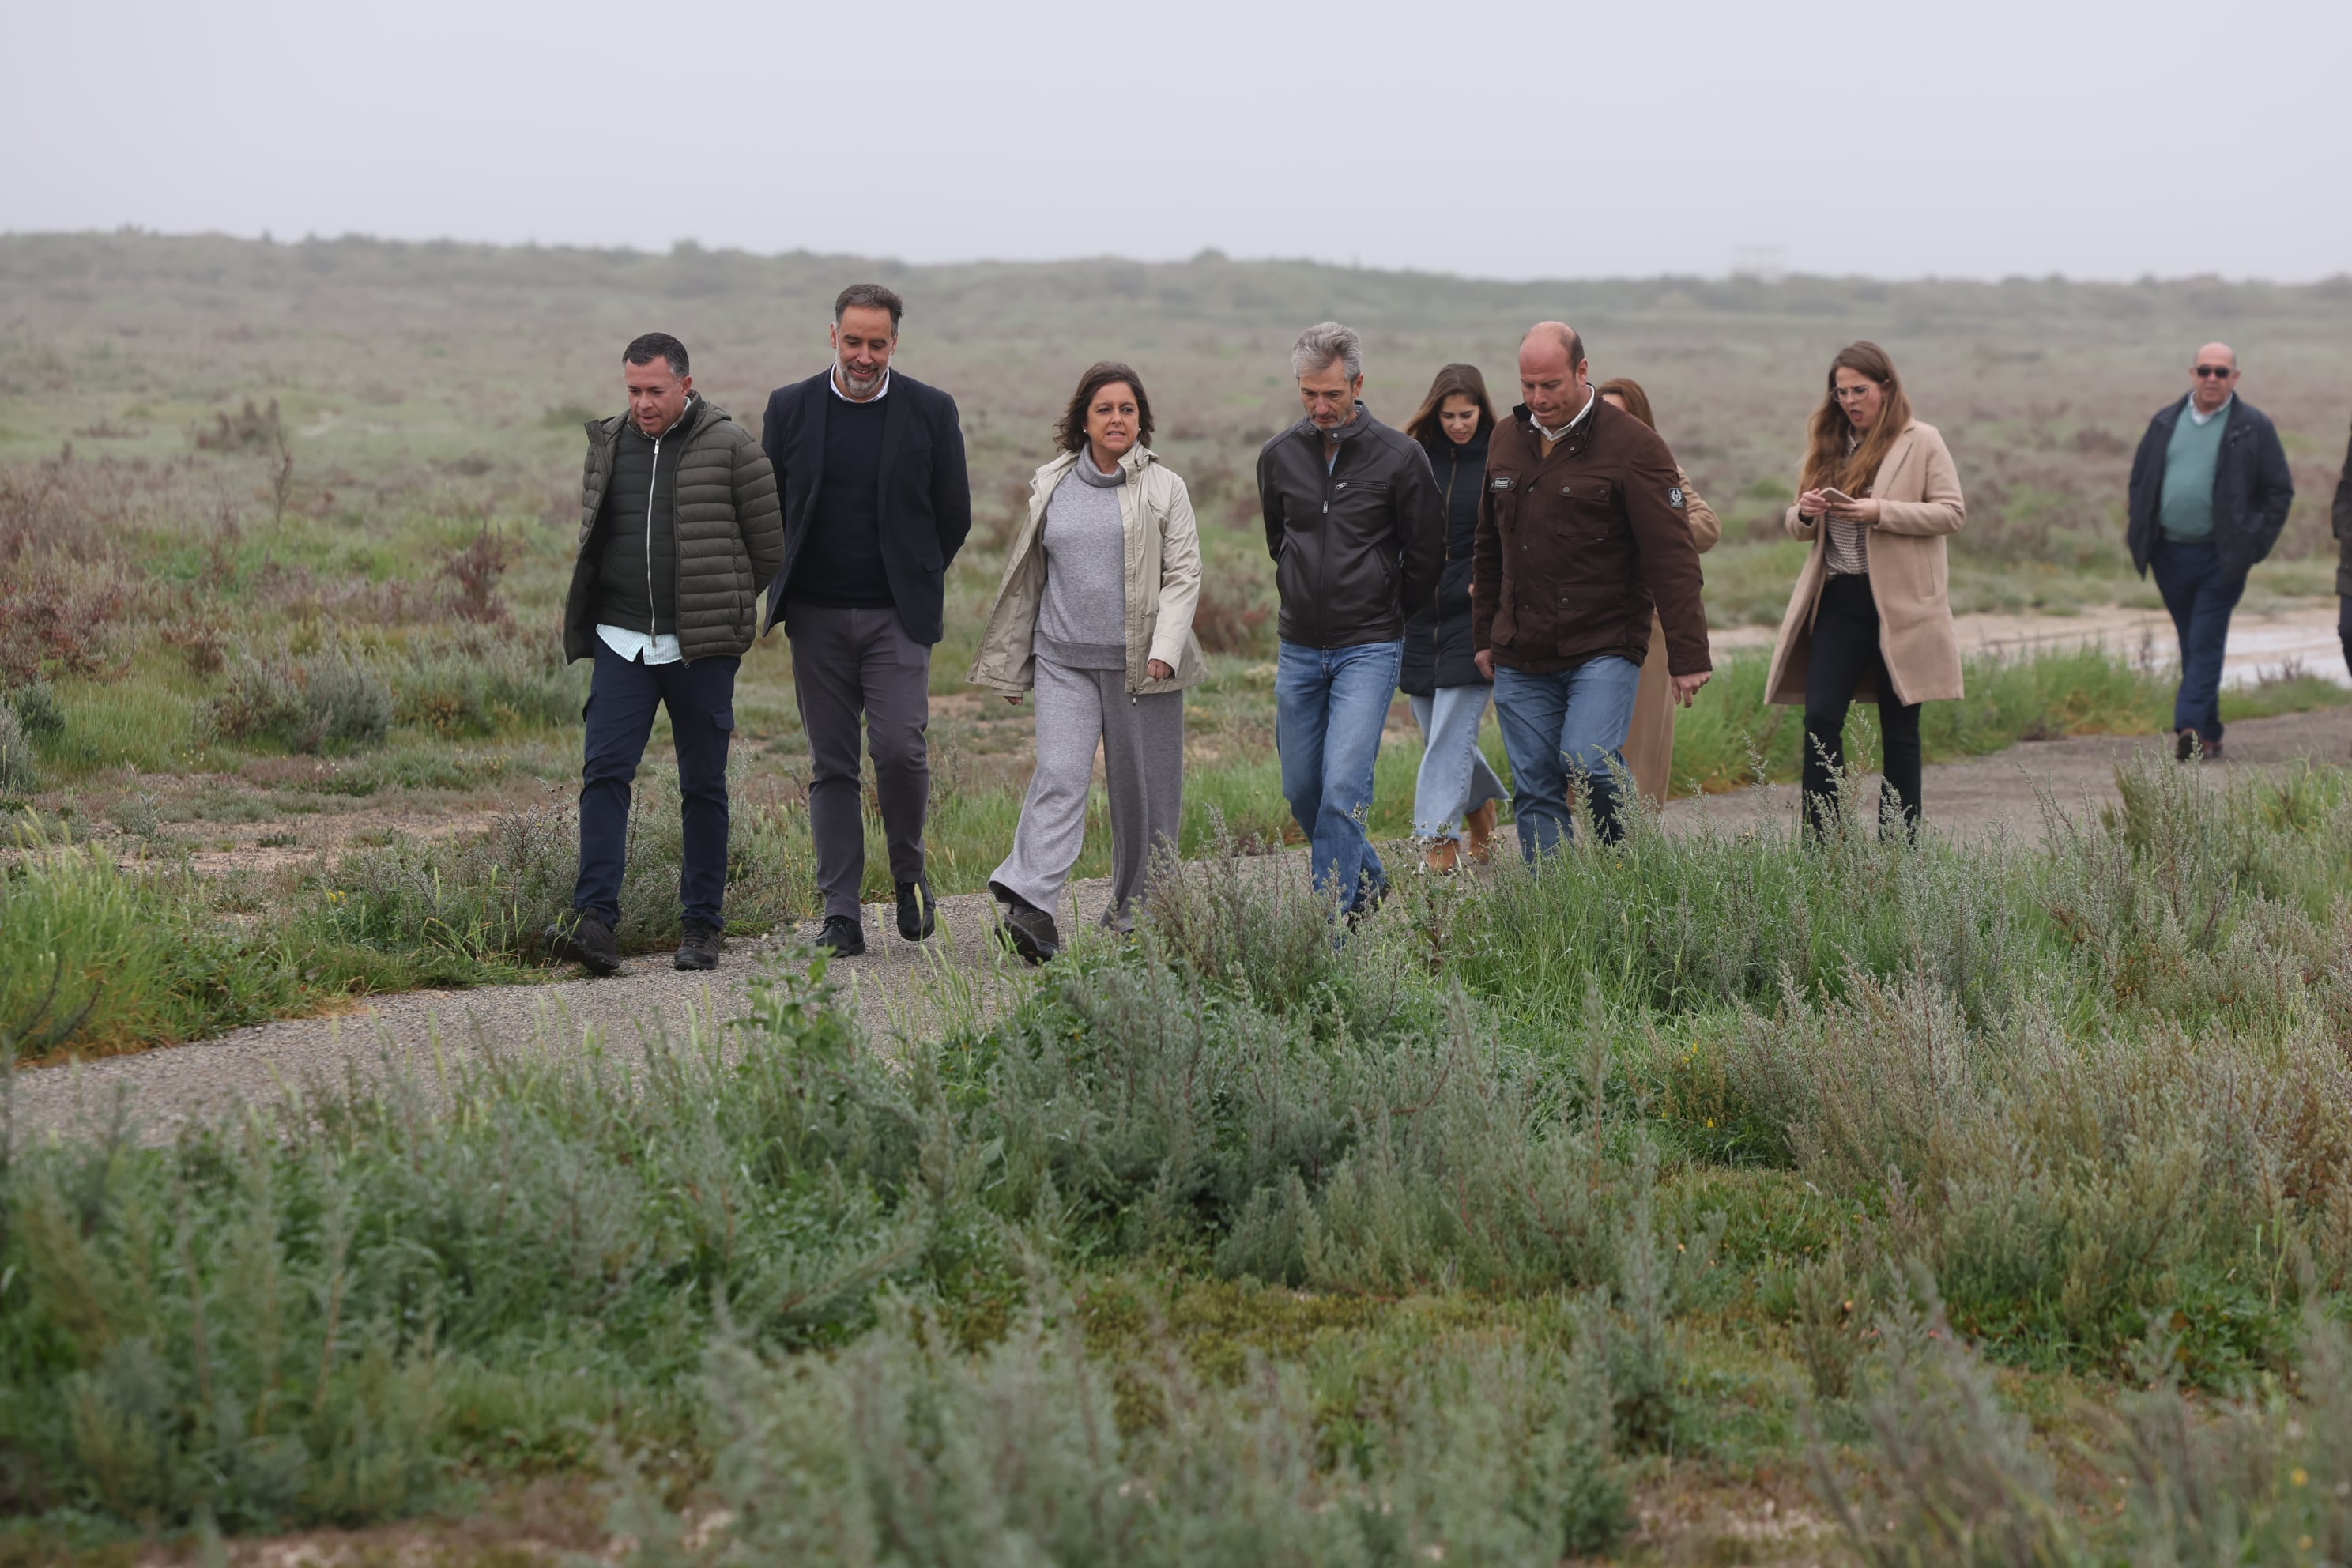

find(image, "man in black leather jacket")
[1256,321,1444,915]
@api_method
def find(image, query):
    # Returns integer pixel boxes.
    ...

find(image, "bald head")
[1521,320,1585,367]
[1518,321,1591,431]
[2190,341,2240,413]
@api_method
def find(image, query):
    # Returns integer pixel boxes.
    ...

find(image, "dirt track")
[14,706,2352,1146]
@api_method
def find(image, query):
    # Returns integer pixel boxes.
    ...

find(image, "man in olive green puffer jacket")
[547,333,784,976]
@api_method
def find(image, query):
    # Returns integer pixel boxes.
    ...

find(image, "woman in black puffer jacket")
[1399,363,1506,870]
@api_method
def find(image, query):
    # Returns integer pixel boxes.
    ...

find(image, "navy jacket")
[1399,425,1491,695]
[2126,396,2294,579]
[760,369,972,646]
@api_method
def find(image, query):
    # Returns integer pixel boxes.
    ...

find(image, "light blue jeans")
[1492,656,1643,858]
[1408,687,1507,841]
[1277,639,1400,910]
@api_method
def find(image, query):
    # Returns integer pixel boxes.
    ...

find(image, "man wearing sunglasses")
[2125,343,2295,762]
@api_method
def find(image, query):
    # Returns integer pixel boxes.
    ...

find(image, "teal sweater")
[2158,398,2230,542]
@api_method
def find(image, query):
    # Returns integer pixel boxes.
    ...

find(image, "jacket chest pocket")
[1487,474,1522,539]
[1558,478,1619,540]
[1332,477,1392,520]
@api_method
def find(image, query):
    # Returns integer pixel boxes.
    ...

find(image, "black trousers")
[575,640,738,929]
[1803,574,1922,837]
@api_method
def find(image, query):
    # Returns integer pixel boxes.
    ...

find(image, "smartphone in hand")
[1819,487,1856,507]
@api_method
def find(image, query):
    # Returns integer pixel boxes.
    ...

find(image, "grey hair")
[1291,321,1363,382]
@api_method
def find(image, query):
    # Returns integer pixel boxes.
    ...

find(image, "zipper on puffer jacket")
[645,428,661,637]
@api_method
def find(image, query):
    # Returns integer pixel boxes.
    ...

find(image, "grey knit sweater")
[1035,450,1129,669]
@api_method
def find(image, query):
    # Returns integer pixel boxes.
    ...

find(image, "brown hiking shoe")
[1464,801,1498,863]
[1424,838,1461,874]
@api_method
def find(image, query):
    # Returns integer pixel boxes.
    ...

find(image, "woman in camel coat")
[1763,341,1965,835]
[1600,378,1722,807]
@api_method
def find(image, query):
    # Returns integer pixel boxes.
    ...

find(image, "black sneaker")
[673,919,724,971]
[545,910,619,975]
[813,914,866,956]
[896,879,936,941]
[995,902,1060,965]
[2175,729,2198,763]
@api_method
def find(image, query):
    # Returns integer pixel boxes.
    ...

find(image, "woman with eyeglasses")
[1762,341,1966,837]
[1596,377,1721,808]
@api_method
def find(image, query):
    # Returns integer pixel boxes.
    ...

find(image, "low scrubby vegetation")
[8,756,2352,1559]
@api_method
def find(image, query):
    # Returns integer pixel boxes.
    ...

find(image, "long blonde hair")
[1799,341,1913,496]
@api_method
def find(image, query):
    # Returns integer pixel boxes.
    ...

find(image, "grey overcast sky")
[10,0,2349,281]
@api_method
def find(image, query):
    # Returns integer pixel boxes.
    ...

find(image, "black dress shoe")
[2175,729,2198,762]
[896,879,936,941]
[673,919,724,971]
[545,910,620,975]
[813,914,866,956]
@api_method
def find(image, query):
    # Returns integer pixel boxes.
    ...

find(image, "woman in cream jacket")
[1764,341,1965,836]
[968,360,1207,959]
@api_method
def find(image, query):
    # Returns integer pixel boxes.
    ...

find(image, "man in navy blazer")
[761,283,972,955]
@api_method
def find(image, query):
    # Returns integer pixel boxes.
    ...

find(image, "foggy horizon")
[11,224,2350,292]
[13,0,2351,287]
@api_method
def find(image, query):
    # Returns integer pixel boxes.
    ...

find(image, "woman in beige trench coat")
[1600,378,1722,807]
[1762,341,1965,836]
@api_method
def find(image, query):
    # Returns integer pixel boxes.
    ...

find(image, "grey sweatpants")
[991,658,1184,929]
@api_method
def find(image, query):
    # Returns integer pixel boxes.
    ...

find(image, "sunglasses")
[2194,365,2234,379]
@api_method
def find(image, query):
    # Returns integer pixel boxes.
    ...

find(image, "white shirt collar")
[831,364,891,402]
[1531,387,1596,444]
[2184,391,2231,427]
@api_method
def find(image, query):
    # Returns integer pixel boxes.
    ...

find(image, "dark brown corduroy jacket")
[1470,397,1710,677]
[564,398,785,664]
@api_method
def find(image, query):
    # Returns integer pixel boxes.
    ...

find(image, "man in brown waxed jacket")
[1472,322,1710,855]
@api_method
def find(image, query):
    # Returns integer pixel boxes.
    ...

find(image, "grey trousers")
[786,604,931,919]
[991,658,1184,929]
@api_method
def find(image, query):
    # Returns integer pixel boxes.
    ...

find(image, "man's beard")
[839,357,884,396]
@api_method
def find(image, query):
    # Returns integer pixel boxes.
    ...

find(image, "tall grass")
[9,748,2352,1550]
[0,829,307,1059]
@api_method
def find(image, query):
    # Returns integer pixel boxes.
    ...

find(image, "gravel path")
[14,707,2352,1145]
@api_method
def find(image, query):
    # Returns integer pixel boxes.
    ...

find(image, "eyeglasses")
[2194,365,2234,379]
[1834,385,1876,401]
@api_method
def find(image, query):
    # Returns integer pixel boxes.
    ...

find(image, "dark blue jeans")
[575,641,738,930]
[2149,537,2245,744]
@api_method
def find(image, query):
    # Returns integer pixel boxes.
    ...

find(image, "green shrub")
[388,627,581,737]
[203,650,393,753]
[612,1292,1626,1566]
[7,680,63,741]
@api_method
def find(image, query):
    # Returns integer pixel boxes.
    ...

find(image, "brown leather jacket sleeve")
[1627,445,1711,675]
